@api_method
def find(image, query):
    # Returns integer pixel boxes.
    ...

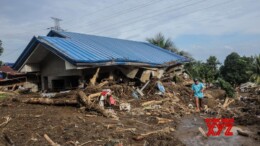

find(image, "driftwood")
[198,127,207,137]
[87,92,101,101]
[237,130,249,137]
[141,98,170,107]
[156,117,173,124]
[77,91,110,118]
[0,116,11,127]
[223,98,235,108]
[97,81,109,88]
[23,98,78,106]
[133,127,174,140]
[90,68,100,86]
[44,134,60,146]
[116,127,136,132]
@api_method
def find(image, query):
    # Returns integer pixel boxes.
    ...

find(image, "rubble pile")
[0,66,259,145]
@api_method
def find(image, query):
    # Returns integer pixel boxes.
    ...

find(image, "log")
[133,127,174,141]
[90,68,100,86]
[237,130,249,137]
[44,134,60,146]
[23,98,78,106]
[97,81,109,88]
[77,91,110,118]
[78,90,90,105]
[88,92,101,100]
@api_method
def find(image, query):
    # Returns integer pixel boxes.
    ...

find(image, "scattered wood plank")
[156,117,173,124]
[133,127,174,141]
[44,134,60,146]
[198,127,207,138]
[0,116,11,127]
[116,127,136,132]
[141,98,170,107]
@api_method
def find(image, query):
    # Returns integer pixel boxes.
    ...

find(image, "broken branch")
[133,127,174,141]
[44,134,60,146]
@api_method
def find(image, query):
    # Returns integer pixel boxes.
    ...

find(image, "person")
[191,78,205,112]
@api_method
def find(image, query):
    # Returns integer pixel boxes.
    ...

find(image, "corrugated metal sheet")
[39,31,187,65]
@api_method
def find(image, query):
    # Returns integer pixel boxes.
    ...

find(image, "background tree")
[248,55,260,84]
[204,56,220,83]
[0,40,4,65]
[146,33,178,52]
[220,52,253,86]
[146,33,193,60]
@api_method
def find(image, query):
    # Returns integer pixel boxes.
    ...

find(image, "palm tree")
[250,54,260,84]
[146,33,178,53]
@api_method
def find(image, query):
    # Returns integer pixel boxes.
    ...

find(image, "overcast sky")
[0,0,259,63]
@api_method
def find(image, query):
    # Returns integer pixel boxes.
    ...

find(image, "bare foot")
[196,108,200,112]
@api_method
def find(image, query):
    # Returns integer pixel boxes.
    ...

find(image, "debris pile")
[0,65,259,145]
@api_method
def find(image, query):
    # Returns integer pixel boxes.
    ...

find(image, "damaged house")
[12,31,188,92]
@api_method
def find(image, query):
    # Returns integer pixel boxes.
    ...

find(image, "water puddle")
[175,114,258,146]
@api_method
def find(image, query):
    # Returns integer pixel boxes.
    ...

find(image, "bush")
[217,78,235,98]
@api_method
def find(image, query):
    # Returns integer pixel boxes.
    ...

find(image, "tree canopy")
[0,40,3,56]
[220,52,253,85]
[249,55,260,84]
[146,33,193,60]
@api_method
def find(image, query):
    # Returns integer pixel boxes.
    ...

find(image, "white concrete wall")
[40,53,82,90]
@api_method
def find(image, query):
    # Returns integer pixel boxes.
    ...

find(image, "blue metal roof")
[14,31,188,70]
[43,31,187,65]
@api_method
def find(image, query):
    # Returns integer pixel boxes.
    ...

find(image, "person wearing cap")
[191,78,205,112]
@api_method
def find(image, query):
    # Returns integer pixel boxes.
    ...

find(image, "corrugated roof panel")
[39,31,187,65]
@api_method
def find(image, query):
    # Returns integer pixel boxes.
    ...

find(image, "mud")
[0,98,183,146]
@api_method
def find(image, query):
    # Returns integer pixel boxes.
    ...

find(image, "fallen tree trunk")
[77,91,110,118]
[22,98,78,106]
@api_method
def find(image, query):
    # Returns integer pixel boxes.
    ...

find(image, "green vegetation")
[146,33,193,60]
[0,93,8,100]
[0,40,4,65]
[217,78,235,98]
[220,52,254,86]
[249,55,260,85]
[146,33,259,96]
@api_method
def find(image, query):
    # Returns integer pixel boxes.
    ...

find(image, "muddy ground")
[0,97,184,146]
[0,86,259,146]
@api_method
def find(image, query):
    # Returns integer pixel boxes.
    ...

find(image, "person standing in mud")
[191,78,205,112]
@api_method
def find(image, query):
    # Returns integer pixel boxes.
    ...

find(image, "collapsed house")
[0,65,26,90]
[12,31,188,92]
